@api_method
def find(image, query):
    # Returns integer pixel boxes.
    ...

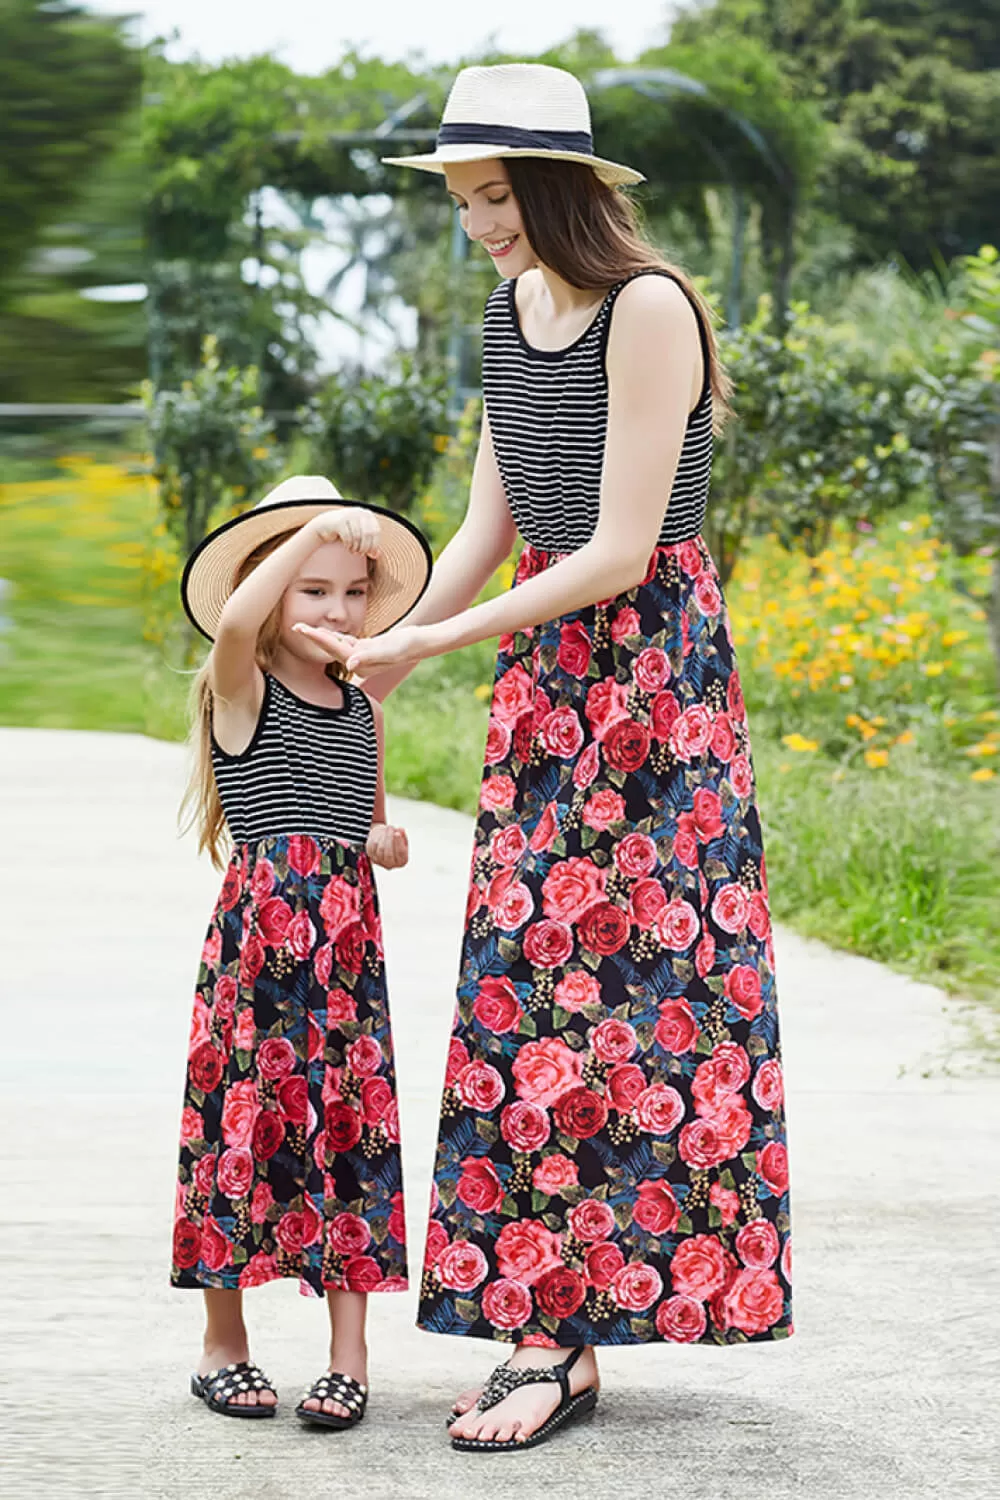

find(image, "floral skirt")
[416,538,792,1346]
[172,834,408,1297]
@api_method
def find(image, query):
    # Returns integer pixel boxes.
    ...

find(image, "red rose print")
[634,1083,685,1135]
[650,690,681,743]
[591,1018,638,1065]
[257,1036,296,1081]
[490,823,528,866]
[736,1219,780,1269]
[673,815,699,869]
[238,1251,279,1289]
[220,864,242,911]
[670,1234,729,1299]
[287,835,321,878]
[782,1237,792,1286]
[710,712,736,762]
[614,832,657,880]
[757,1141,789,1196]
[604,718,651,774]
[457,1156,505,1214]
[653,898,700,951]
[423,1220,449,1268]
[578,900,631,956]
[529,802,559,853]
[180,1106,203,1145]
[724,963,763,1019]
[347,1035,383,1078]
[695,931,716,978]
[567,1198,615,1242]
[633,1179,680,1235]
[572,740,600,789]
[730,755,753,799]
[493,663,534,725]
[670,703,714,760]
[553,970,601,1013]
[324,1099,362,1152]
[727,670,746,722]
[201,929,222,970]
[678,1116,727,1169]
[513,712,534,765]
[522,919,574,969]
[557,620,592,677]
[631,877,669,930]
[456,1059,506,1112]
[250,858,275,903]
[212,974,238,1018]
[239,933,265,986]
[387,1191,406,1245]
[193,1153,216,1197]
[173,1216,202,1270]
[481,1278,533,1331]
[712,883,750,935]
[533,688,553,734]
[315,942,333,988]
[326,987,358,1024]
[583,788,626,831]
[585,678,631,740]
[678,539,703,577]
[611,1262,663,1312]
[606,1063,647,1112]
[251,1110,284,1161]
[654,998,698,1055]
[535,1264,587,1319]
[584,1241,625,1289]
[287,909,316,961]
[189,1041,224,1095]
[437,1239,490,1292]
[533,1154,579,1195]
[495,1220,563,1286]
[336,921,366,975]
[748,891,770,944]
[723,1268,784,1336]
[709,1182,740,1227]
[633,646,671,694]
[199,1215,230,1272]
[694,572,722,616]
[275,1209,311,1257]
[711,1041,751,1094]
[542,857,607,923]
[484,717,512,765]
[445,1038,470,1086]
[752,1059,784,1113]
[234,1008,255,1052]
[217,1147,254,1199]
[500,1100,551,1153]
[277,1074,307,1126]
[342,1255,384,1292]
[656,1294,707,1342]
[611,606,641,642]
[553,1086,608,1139]
[513,1038,583,1108]
[319,876,360,940]
[481,774,517,811]
[494,880,535,932]
[360,1076,392,1125]
[692,788,724,842]
[328,1211,372,1257]
[539,705,585,759]
[473,976,524,1033]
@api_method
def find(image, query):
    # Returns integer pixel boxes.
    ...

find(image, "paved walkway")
[1,727,996,1500]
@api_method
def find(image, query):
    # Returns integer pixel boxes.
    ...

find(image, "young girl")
[171,475,432,1428]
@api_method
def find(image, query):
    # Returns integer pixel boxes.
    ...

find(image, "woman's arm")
[360,408,518,701]
[341,277,703,675]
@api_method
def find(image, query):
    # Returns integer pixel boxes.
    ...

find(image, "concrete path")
[1,727,996,1500]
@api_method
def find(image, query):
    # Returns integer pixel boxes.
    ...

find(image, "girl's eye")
[304,588,325,597]
[486,195,509,206]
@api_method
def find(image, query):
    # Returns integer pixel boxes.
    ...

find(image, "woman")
[299,62,793,1453]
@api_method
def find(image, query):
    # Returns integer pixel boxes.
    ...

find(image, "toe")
[303,1397,321,1412]
[259,1388,277,1407]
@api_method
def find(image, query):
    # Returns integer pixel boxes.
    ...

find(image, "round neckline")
[269,672,351,716]
[509,277,615,360]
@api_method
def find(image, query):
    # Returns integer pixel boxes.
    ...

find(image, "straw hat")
[180,476,433,642]
[383,63,644,188]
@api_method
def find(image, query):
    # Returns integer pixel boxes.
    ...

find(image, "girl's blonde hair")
[179,526,365,869]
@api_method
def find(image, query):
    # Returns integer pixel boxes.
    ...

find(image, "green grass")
[1,458,996,1014]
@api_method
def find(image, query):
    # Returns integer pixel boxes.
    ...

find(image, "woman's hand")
[366,822,409,869]
[345,625,440,676]
[290,622,358,666]
[307,507,381,557]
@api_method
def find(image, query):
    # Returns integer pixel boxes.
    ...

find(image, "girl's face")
[279,541,370,662]
[445,160,535,278]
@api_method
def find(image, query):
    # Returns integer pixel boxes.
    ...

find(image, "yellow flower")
[922,662,948,677]
[782,732,819,753]
[941,630,968,647]
[971,767,996,781]
[473,683,492,701]
[894,730,916,746]
[433,433,450,453]
[251,446,270,460]
[965,742,998,757]
[864,749,890,768]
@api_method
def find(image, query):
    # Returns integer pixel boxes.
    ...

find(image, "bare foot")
[302,1338,368,1421]
[198,1342,277,1410]
[450,1385,482,1417]
[448,1346,599,1446]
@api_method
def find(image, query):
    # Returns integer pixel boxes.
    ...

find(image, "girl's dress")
[416,271,792,1347]
[172,673,408,1298]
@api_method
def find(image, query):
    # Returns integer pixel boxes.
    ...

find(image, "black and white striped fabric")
[482,269,713,553]
[211,674,377,847]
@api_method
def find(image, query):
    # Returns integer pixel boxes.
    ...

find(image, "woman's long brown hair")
[505,157,731,431]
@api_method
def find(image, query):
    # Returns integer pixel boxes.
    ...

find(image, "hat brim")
[180,498,433,643]
[382,144,644,188]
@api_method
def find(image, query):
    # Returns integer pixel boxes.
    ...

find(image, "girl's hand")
[308,507,381,556]
[366,823,409,869]
[291,623,358,665]
[346,625,437,676]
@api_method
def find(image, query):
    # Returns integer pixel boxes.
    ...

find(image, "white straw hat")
[180,475,432,642]
[383,63,644,188]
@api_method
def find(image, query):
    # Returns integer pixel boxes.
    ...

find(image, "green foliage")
[142,338,282,557]
[301,359,450,515]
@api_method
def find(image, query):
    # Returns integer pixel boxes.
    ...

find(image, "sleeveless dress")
[171,673,408,1298]
[416,272,792,1347]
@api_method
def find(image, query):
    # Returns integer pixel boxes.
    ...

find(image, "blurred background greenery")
[0,0,997,1004]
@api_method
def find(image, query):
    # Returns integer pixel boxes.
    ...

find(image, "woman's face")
[279,541,370,661]
[445,160,535,278]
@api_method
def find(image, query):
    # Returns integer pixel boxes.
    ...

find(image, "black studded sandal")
[295,1370,368,1430]
[450,1347,598,1453]
[190,1361,277,1419]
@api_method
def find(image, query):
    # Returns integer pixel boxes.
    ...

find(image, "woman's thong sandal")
[190,1361,277,1419]
[450,1347,598,1453]
[295,1371,368,1430]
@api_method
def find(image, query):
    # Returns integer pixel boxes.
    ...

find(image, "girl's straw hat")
[180,476,433,642]
[383,63,644,188]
